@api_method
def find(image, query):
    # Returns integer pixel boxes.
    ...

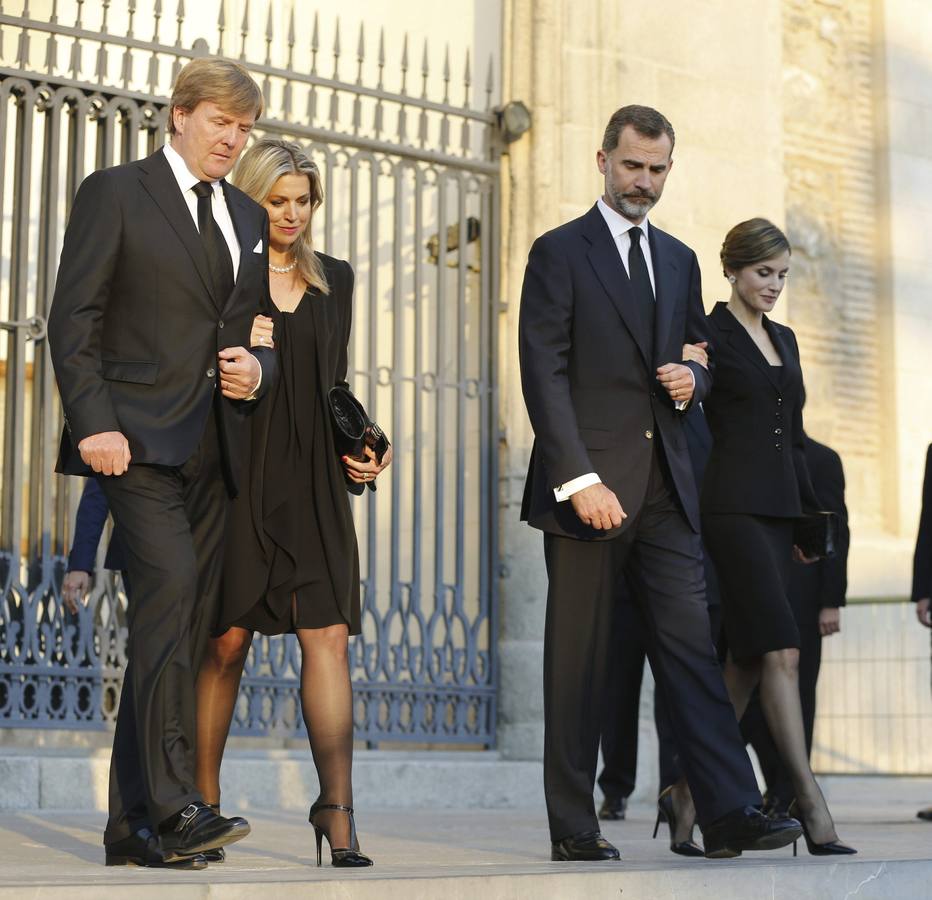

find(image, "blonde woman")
[195,138,390,867]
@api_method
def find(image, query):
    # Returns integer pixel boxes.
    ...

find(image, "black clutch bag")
[327,386,390,492]
[792,511,838,560]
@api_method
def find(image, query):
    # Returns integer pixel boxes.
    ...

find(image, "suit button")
[218,320,225,329]
[774,427,782,435]
[775,442,783,451]
[207,368,216,378]
[645,430,653,440]
[777,397,783,405]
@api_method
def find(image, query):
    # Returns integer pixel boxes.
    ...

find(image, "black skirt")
[701,513,800,660]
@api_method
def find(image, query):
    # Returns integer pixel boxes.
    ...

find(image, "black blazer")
[789,436,849,609]
[48,149,276,497]
[700,302,817,518]
[912,443,932,603]
[519,203,711,540]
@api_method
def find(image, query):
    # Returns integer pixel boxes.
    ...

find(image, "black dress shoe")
[701,806,802,859]
[917,806,932,822]
[202,806,226,862]
[105,827,208,869]
[598,795,628,821]
[551,831,621,861]
[160,802,250,862]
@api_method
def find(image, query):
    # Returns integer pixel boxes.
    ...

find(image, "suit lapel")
[649,226,678,365]
[582,206,652,369]
[712,303,783,389]
[137,150,216,304]
[220,182,259,315]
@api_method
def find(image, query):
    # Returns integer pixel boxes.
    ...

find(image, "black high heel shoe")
[788,799,857,857]
[309,800,374,867]
[653,785,704,857]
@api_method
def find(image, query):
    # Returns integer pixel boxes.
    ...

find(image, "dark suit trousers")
[598,584,723,800]
[99,410,229,843]
[543,450,760,841]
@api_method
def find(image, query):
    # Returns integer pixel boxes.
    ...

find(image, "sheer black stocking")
[195,626,253,806]
[297,623,356,851]
[758,649,837,844]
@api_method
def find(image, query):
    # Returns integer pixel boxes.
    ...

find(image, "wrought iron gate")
[0,3,500,746]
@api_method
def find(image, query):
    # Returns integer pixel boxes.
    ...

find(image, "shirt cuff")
[674,368,696,411]
[244,360,263,401]
[554,472,601,502]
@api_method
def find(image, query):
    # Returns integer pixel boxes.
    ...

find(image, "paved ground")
[1,787,930,899]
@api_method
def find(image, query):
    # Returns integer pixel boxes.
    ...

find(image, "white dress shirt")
[162,143,261,396]
[553,198,694,502]
[162,143,241,277]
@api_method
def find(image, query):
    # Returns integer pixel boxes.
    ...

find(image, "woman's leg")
[296,623,356,849]
[758,648,837,843]
[195,626,254,806]
[722,652,763,720]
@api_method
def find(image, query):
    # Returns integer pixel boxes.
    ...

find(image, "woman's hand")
[682,341,709,368]
[250,314,275,350]
[342,444,393,486]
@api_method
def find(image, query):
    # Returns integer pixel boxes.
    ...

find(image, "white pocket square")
[252,239,262,253]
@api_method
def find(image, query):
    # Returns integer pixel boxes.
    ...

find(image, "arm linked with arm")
[681,252,712,408]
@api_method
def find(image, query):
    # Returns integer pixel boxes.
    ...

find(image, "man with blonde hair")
[48,57,276,867]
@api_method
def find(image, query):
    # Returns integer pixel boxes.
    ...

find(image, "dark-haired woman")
[699,218,854,857]
[194,138,391,867]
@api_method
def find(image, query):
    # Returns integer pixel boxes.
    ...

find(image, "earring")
[727,275,736,283]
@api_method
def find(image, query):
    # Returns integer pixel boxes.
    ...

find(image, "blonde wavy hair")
[233,138,329,295]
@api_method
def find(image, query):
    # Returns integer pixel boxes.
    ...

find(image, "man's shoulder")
[649,223,695,260]
[531,210,592,252]
[223,180,264,218]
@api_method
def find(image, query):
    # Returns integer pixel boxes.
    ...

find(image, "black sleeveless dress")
[216,255,362,636]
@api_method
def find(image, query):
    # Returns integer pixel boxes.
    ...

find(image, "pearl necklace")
[269,258,298,274]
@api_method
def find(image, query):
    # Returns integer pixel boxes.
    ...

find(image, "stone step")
[0,807,928,900]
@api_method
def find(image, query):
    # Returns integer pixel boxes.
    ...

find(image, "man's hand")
[78,431,131,476]
[818,607,841,637]
[61,570,90,615]
[569,483,626,531]
[218,347,261,399]
[656,362,695,405]
[682,341,708,368]
[917,597,931,628]
[250,315,275,350]
[792,545,819,564]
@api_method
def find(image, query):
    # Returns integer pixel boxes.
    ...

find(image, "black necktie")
[192,180,235,304]
[627,227,655,354]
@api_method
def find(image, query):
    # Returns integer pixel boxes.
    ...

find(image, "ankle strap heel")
[308,801,374,868]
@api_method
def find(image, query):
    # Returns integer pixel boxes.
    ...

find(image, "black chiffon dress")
[216,253,362,636]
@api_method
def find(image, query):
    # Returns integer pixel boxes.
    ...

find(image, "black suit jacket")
[912,443,932,603]
[700,302,817,518]
[48,149,275,497]
[519,203,711,540]
[789,436,849,609]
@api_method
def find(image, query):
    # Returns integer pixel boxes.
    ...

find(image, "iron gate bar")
[0,5,501,747]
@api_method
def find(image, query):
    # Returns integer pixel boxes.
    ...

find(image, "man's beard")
[608,184,658,220]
